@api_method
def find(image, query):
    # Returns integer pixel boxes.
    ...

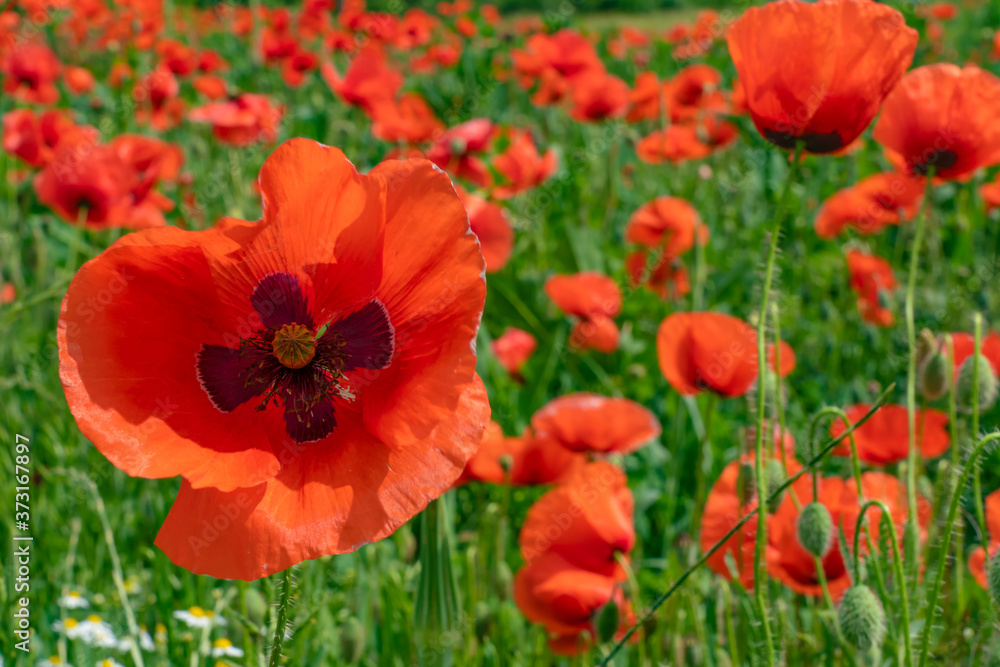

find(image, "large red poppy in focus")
[727,0,917,154]
[830,404,949,464]
[58,139,490,580]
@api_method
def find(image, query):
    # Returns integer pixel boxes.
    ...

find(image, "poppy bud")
[956,354,998,413]
[987,552,1000,608]
[915,328,937,366]
[737,462,756,506]
[764,459,787,512]
[245,587,267,627]
[918,345,949,401]
[596,599,620,643]
[496,561,513,601]
[339,617,365,664]
[796,502,834,558]
[498,453,514,474]
[838,585,885,650]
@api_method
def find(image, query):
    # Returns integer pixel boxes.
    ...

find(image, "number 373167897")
[14,434,29,531]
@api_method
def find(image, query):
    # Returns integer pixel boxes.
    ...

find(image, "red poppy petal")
[656,312,701,395]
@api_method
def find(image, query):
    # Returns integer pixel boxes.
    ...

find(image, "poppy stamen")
[272,323,317,369]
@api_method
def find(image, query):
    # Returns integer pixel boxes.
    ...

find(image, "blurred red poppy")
[846,249,897,326]
[59,139,490,580]
[457,188,513,272]
[626,196,707,259]
[830,404,949,464]
[188,93,284,146]
[512,29,603,106]
[322,46,403,113]
[874,64,1000,180]
[192,74,228,100]
[815,172,925,239]
[492,130,556,199]
[64,66,95,95]
[531,393,660,455]
[1,42,61,104]
[369,93,442,144]
[569,71,629,123]
[491,326,537,377]
[637,125,712,164]
[969,489,1000,588]
[462,422,584,486]
[2,109,97,168]
[426,118,495,187]
[545,272,621,353]
[34,145,139,229]
[727,0,916,154]
[948,331,1000,377]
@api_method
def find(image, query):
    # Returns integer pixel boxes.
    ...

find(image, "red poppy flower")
[531,393,660,456]
[457,188,513,272]
[426,118,495,187]
[626,196,707,259]
[492,130,557,199]
[982,174,1000,213]
[514,553,631,655]
[637,125,712,164]
[545,272,621,353]
[658,311,793,397]
[846,249,897,326]
[134,66,182,131]
[520,462,635,572]
[969,489,1000,588]
[874,64,1000,179]
[727,0,916,154]
[463,422,584,486]
[626,250,690,301]
[156,38,198,77]
[58,139,490,580]
[2,109,97,168]
[109,62,132,89]
[64,66,95,95]
[192,74,228,100]
[322,46,403,114]
[626,71,663,123]
[512,29,603,106]
[188,94,284,146]
[490,326,537,377]
[197,50,228,74]
[369,93,442,144]
[109,134,184,228]
[1,42,61,104]
[34,145,138,229]
[569,71,629,123]
[830,404,949,464]
[814,172,925,239]
[665,64,722,123]
[281,48,319,88]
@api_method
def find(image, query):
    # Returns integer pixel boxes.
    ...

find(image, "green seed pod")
[339,617,365,664]
[956,353,998,413]
[595,599,620,643]
[764,459,787,513]
[737,462,756,506]
[838,585,885,651]
[987,552,1000,608]
[244,587,267,627]
[796,502,834,558]
[918,346,949,401]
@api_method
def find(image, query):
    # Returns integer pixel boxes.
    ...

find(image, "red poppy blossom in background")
[830,404,949,464]
[193,74,228,100]
[134,66,183,131]
[457,188,513,272]
[657,312,793,397]
[874,64,1000,180]
[665,64,722,123]
[490,327,537,377]
[64,66,96,95]
[188,94,284,146]
[512,29,603,106]
[569,71,629,123]
[531,393,661,455]
[545,272,621,353]
[426,118,495,187]
[814,172,925,239]
[322,47,403,113]
[636,125,712,164]
[846,249,897,326]
[1,42,62,104]
[626,196,707,259]
[462,422,584,486]
[58,139,490,580]
[948,332,1000,378]
[369,93,443,144]
[492,130,556,199]
[34,145,139,229]
[1,109,97,168]
[969,489,1000,588]
[727,0,917,154]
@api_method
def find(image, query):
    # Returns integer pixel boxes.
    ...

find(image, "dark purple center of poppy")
[763,128,843,155]
[912,149,958,176]
[197,272,395,443]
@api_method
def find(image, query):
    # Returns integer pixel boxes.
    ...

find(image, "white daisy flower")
[172,606,225,629]
[123,577,142,595]
[116,626,155,653]
[211,638,245,658]
[52,618,86,640]
[96,660,125,667]
[37,658,71,667]
[58,592,90,609]
[78,616,118,649]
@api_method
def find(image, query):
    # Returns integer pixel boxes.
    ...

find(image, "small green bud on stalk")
[595,599,620,643]
[987,552,1000,608]
[838,585,886,650]
[796,502,834,558]
[956,353,998,413]
[764,458,787,513]
[918,346,949,401]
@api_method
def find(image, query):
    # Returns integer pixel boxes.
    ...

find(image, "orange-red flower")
[830,404,950,464]
[569,71,629,123]
[322,47,403,113]
[492,130,556,199]
[948,332,1000,378]
[815,172,925,239]
[969,489,1000,588]
[34,145,138,229]
[58,139,490,580]
[188,94,284,146]
[192,74,228,100]
[626,196,707,258]
[134,66,182,131]
[426,118,495,187]
[368,93,442,144]
[665,64,722,123]
[463,421,584,486]
[657,312,793,397]
[2,109,97,168]
[636,125,712,164]
[457,188,512,272]
[727,0,917,154]
[846,249,897,326]
[281,48,319,88]
[545,272,621,353]
[490,326,536,377]
[64,66,95,95]
[515,463,636,655]
[1,42,62,104]
[874,64,1000,180]
[531,393,660,455]
[512,29,603,106]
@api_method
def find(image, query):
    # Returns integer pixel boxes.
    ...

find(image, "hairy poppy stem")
[946,334,965,612]
[752,141,804,667]
[852,500,912,667]
[267,566,294,667]
[972,313,987,539]
[904,170,935,582]
[597,385,895,666]
[918,431,1000,667]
